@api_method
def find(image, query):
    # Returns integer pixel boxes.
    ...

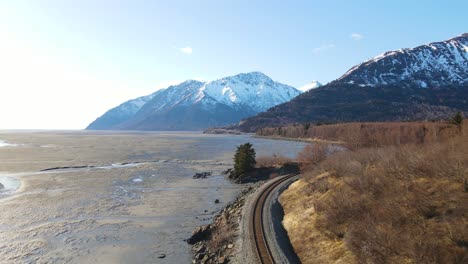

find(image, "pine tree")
[451,112,463,126]
[233,143,256,180]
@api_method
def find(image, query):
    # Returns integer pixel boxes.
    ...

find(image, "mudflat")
[0,131,306,263]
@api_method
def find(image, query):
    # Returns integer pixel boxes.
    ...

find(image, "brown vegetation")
[226,154,299,183]
[280,122,468,263]
[296,143,329,170]
[258,119,468,149]
[255,154,292,168]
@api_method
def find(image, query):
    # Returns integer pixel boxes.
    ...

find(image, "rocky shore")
[186,160,301,263]
[187,186,255,264]
[202,128,244,135]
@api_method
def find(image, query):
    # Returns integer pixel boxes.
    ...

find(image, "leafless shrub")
[300,134,468,263]
[296,143,329,170]
[256,154,291,168]
[257,119,468,149]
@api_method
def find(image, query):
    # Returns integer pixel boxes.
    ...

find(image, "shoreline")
[0,131,307,263]
[203,128,344,145]
[253,134,344,145]
[187,184,258,264]
[187,174,300,264]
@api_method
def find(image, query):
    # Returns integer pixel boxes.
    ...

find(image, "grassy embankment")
[273,120,468,263]
[257,121,463,149]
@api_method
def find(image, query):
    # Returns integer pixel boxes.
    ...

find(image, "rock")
[193,172,212,179]
[195,253,204,260]
[0,182,4,189]
[218,256,226,263]
[187,225,211,244]
[193,242,204,253]
[157,253,166,258]
[222,168,233,175]
[189,186,256,263]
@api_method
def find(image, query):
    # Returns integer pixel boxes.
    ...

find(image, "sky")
[0,0,466,129]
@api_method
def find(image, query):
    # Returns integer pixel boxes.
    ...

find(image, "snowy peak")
[135,80,206,114]
[87,72,301,130]
[198,72,301,112]
[337,33,468,88]
[118,94,155,114]
[298,80,322,92]
[139,72,300,113]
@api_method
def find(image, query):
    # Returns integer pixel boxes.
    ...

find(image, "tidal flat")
[0,131,306,263]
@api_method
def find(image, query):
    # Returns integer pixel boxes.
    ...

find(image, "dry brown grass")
[255,154,292,168]
[296,143,329,170]
[258,120,468,149]
[281,134,468,264]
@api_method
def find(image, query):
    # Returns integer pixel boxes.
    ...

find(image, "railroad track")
[250,174,297,264]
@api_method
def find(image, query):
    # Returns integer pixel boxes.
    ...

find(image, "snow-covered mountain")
[86,72,301,130]
[86,91,160,130]
[298,80,322,92]
[198,72,300,112]
[233,34,468,132]
[336,33,468,88]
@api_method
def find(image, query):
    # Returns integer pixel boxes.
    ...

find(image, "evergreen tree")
[233,143,256,179]
[451,112,463,126]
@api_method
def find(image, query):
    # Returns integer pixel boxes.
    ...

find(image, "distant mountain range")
[234,33,468,132]
[88,33,467,132]
[87,72,301,130]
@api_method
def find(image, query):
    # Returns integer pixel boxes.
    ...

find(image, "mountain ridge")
[335,33,467,88]
[86,72,301,130]
[232,34,468,132]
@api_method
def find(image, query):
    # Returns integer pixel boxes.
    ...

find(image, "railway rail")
[250,174,297,264]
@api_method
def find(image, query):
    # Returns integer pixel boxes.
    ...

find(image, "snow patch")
[162,72,301,112]
[336,34,468,88]
[0,140,18,147]
[298,80,322,92]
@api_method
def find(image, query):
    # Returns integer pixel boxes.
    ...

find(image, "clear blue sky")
[0,0,466,129]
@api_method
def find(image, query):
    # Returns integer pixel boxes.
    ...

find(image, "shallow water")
[0,131,307,264]
[0,140,18,147]
[0,176,21,191]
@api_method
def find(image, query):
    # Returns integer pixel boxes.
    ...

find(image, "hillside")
[279,121,468,263]
[235,83,468,132]
[86,92,159,130]
[233,34,468,132]
[337,33,467,88]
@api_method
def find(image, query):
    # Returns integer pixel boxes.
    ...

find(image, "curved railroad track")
[250,174,297,264]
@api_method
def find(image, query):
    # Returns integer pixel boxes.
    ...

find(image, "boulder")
[187,225,211,244]
[193,172,212,179]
